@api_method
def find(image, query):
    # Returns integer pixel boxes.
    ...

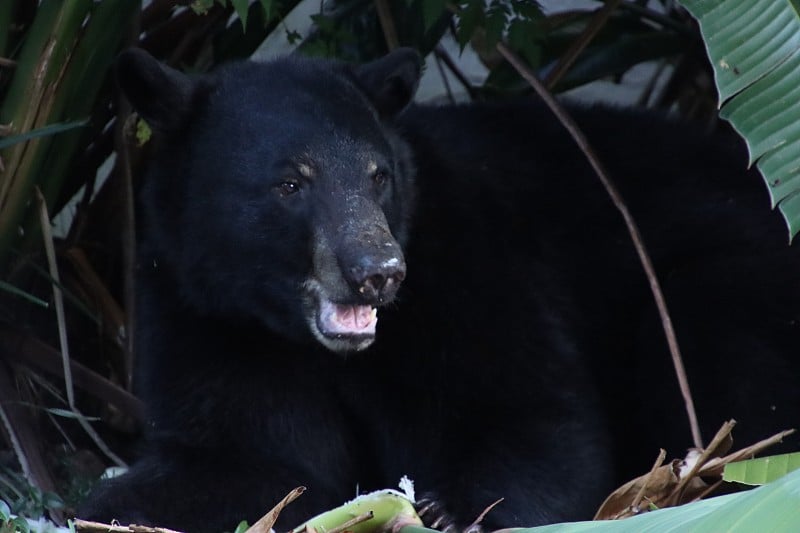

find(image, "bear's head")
[117,48,422,353]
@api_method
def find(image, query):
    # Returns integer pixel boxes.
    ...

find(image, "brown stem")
[0,327,145,422]
[0,361,57,496]
[73,519,183,533]
[544,0,623,90]
[629,448,667,514]
[374,0,399,51]
[433,45,477,100]
[496,41,703,449]
[117,8,142,391]
[326,512,374,533]
[245,486,306,533]
[35,188,127,467]
[668,420,735,505]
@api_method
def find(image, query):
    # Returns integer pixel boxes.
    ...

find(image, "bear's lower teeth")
[318,298,377,336]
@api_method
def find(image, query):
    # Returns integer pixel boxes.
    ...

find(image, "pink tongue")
[319,299,377,336]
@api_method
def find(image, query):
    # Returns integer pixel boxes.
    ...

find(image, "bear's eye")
[276,180,301,197]
[373,171,390,186]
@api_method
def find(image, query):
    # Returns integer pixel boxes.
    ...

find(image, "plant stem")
[496,41,703,450]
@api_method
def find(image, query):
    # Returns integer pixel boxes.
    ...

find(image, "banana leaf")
[678,0,800,239]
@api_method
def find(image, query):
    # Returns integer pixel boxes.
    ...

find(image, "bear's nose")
[348,255,406,304]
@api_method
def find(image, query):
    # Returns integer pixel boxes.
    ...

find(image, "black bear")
[80,47,800,532]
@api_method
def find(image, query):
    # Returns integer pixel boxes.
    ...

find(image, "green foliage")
[723,452,800,486]
[519,467,800,532]
[456,0,545,66]
[420,0,447,32]
[679,0,800,238]
[0,280,49,308]
[0,121,87,151]
[190,0,217,15]
[192,0,282,31]
[135,119,152,147]
[1,0,796,529]
[0,469,63,527]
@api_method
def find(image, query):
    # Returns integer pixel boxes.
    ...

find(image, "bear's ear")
[353,48,422,117]
[115,48,197,132]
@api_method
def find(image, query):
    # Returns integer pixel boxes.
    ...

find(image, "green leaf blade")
[684,0,800,103]
[518,467,800,532]
[0,120,87,150]
[680,0,800,238]
[231,0,249,31]
[723,453,800,486]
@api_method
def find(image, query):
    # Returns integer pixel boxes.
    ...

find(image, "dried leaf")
[245,486,306,533]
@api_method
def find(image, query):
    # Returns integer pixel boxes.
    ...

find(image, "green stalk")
[292,489,424,533]
[0,0,93,266]
[0,1,14,56]
[0,0,140,268]
[36,0,140,212]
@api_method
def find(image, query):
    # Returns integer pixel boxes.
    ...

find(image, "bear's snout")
[345,252,406,304]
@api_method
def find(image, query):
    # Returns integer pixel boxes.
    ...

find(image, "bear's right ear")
[115,48,196,132]
[353,48,422,117]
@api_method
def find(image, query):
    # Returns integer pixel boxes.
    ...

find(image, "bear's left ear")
[116,48,199,133]
[353,48,422,117]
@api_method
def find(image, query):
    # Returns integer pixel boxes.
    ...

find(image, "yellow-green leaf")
[723,452,800,486]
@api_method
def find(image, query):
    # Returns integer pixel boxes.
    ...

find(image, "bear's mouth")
[304,280,378,352]
[317,299,378,337]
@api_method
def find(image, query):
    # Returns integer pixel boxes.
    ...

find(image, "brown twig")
[374,0,399,51]
[62,247,127,348]
[667,420,736,505]
[35,188,127,467]
[433,45,477,100]
[699,427,797,477]
[629,448,667,514]
[0,327,145,421]
[690,479,723,503]
[245,486,306,533]
[73,519,183,533]
[496,41,703,449]
[544,0,623,89]
[116,8,142,391]
[0,361,58,496]
[433,53,456,104]
[469,498,504,529]
[326,511,374,533]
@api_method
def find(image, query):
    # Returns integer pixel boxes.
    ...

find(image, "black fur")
[79,49,800,532]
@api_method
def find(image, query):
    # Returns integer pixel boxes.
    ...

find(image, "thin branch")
[374,0,399,51]
[630,448,667,513]
[0,362,57,494]
[433,45,477,100]
[73,519,183,533]
[35,188,127,467]
[0,327,145,421]
[699,427,797,477]
[544,0,623,90]
[245,486,306,533]
[36,188,75,408]
[116,6,142,391]
[469,498,504,528]
[619,1,692,34]
[496,42,703,449]
[433,53,456,104]
[326,512,374,533]
[667,420,735,505]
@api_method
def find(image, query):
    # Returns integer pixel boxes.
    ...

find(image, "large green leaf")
[723,452,800,485]
[678,0,800,238]
[516,466,800,532]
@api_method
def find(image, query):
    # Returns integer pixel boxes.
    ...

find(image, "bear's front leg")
[78,446,353,533]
